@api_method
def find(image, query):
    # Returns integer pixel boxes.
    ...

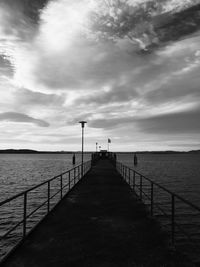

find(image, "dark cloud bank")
[0,112,49,127]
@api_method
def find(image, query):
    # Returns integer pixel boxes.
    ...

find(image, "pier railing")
[0,160,92,262]
[116,161,200,262]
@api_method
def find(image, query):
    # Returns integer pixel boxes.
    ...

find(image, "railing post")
[47,181,50,213]
[83,163,85,176]
[140,175,142,200]
[124,166,126,181]
[74,168,76,184]
[171,195,175,244]
[133,171,135,190]
[68,171,71,190]
[151,182,154,216]
[60,175,63,200]
[129,168,130,185]
[23,192,27,238]
[78,165,80,180]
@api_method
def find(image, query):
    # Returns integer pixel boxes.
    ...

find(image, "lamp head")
[79,121,87,128]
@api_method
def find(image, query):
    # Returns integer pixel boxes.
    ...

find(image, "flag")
[108,138,111,143]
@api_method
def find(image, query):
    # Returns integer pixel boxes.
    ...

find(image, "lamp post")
[79,121,87,177]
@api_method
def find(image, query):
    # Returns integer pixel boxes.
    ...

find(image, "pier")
[1,158,193,267]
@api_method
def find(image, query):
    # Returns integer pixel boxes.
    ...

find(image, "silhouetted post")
[96,142,98,152]
[72,154,76,165]
[134,153,138,166]
[79,121,87,178]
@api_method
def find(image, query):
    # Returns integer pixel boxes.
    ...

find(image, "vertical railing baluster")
[23,192,27,238]
[151,182,154,216]
[47,181,50,213]
[171,195,175,244]
[69,171,71,190]
[74,168,76,184]
[133,171,135,190]
[60,175,63,199]
[124,166,126,181]
[129,168,130,185]
[140,175,142,200]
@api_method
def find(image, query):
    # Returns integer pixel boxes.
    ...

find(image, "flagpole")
[108,138,111,152]
[96,142,98,152]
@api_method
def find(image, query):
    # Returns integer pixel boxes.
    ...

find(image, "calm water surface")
[0,153,91,259]
[118,152,200,263]
[0,153,199,261]
[0,153,91,200]
[118,153,200,204]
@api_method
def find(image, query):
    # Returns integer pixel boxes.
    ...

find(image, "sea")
[0,152,199,262]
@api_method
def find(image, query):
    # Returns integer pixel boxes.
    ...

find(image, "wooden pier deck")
[2,159,192,267]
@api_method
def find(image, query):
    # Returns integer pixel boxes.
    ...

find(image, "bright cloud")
[0,0,200,151]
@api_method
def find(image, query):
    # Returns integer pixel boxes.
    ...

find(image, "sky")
[0,0,200,152]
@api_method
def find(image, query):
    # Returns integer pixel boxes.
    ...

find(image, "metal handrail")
[0,164,88,207]
[115,161,200,254]
[117,162,200,212]
[0,160,92,261]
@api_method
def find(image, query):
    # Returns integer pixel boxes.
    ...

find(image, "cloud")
[14,88,66,106]
[0,55,13,77]
[136,107,200,134]
[81,103,200,137]
[74,84,139,106]
[8,0,200,92]
[89,118,130,129]
[0,0,200,151]
[0,112,49,127]
[0,0,49,24]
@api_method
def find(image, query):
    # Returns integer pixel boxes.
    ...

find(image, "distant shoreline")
[0,149,199,154]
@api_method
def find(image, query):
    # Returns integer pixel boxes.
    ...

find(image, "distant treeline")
[0,149,199,154]
[118,150,200,154]
[0,149,82,154]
